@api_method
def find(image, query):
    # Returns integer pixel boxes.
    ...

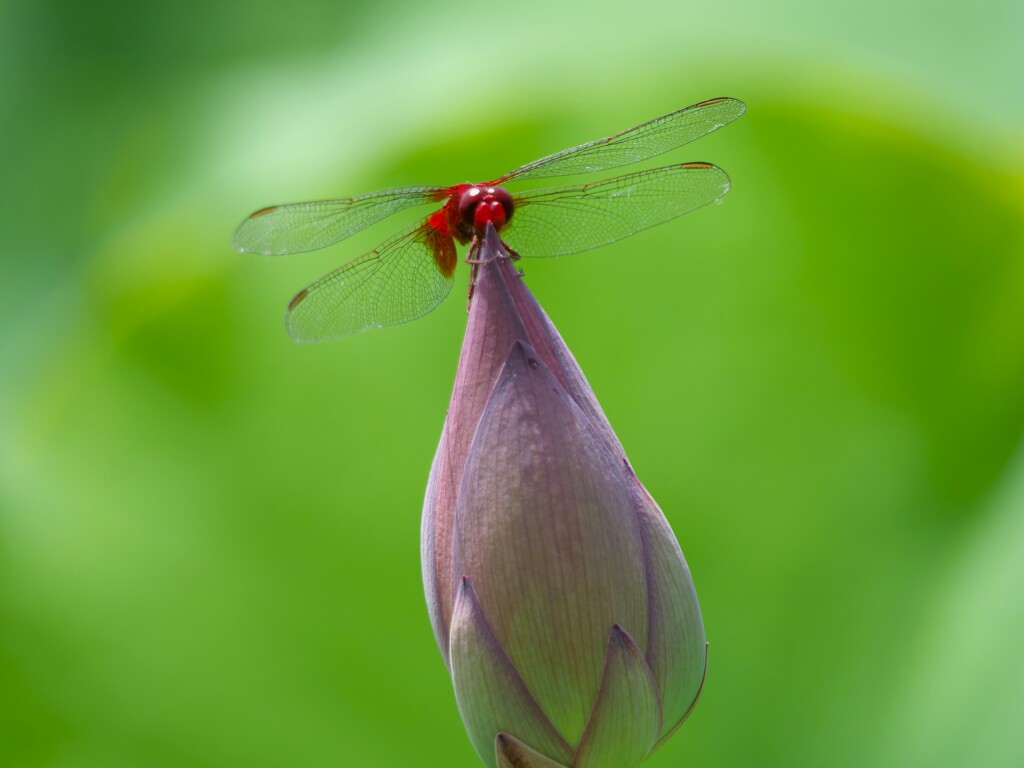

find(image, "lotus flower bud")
[422,225,706,768]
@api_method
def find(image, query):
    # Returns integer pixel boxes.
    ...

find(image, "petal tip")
[573,625,662,768]
[495,733,570,768]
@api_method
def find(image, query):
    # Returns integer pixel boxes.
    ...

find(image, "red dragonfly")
[233,97,745,341]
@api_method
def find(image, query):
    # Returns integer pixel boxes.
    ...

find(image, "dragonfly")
[233,97,745,342]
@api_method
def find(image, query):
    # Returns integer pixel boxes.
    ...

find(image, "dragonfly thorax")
[455,185,514,240]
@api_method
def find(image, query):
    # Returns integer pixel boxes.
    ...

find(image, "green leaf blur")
[1,1,1022,767]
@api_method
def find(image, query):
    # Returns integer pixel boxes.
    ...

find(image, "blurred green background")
[2,0,1023,766]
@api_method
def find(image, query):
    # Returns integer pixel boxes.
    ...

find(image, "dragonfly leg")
[466,239,482,310]
[467,260,479,311]
[468,241,521,264]
[502,241,522,261]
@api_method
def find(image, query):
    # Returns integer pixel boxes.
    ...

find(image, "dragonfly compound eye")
[459,185,514,234]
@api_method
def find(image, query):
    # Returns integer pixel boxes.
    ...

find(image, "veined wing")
[495,98,744,184]
[285,216,457,342]
[500,163,730,259]
[232,185,448,255]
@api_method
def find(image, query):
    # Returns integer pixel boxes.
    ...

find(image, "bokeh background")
[2,0,1023,766]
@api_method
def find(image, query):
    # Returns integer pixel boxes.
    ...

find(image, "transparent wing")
[495,97,744,184]
[285,217,457,342]
[232,185,448,255]
[500,163,730,259]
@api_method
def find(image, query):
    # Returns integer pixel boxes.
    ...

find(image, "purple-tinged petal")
[653,644,707,750]
[454,340,648,744]
[627,468,706,738]
[423,226,632,656]
[496,733,572,768]
[450,577,575,768]
[422,229,549,654]
[479,227,624,458]
[572,626,662,768]
[421,428,449,660]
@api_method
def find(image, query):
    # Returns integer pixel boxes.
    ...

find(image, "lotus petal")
[496,733,571,768]
[450,577,574,768]
[573,626,661,768]
[627,469,706,737]
[453,340,648,743]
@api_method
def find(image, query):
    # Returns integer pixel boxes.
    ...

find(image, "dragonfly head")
[456,184,514,240]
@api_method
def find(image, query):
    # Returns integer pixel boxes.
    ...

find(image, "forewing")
[500,163,730,259]
[232,185,447,255]
[285,218,457,342]
[497,97,744,183]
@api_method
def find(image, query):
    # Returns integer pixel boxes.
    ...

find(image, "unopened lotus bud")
[422,225,705,768]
